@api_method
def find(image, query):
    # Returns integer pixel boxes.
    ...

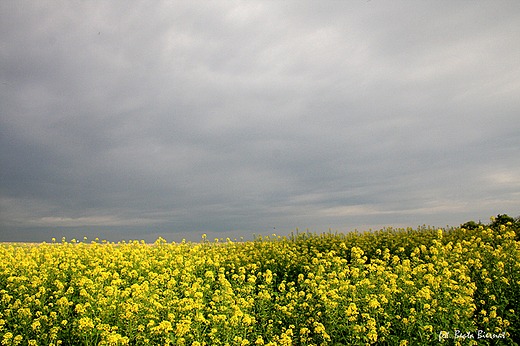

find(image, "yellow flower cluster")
[0,221,519,345]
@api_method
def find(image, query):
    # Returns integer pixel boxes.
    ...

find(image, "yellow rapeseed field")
[1,218,519,345]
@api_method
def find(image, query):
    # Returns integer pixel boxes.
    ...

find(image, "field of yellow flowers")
[1,218,519,346]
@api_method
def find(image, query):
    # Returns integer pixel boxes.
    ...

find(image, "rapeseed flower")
[1,221,519,345]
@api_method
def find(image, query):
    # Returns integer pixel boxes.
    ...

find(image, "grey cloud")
[1,0,519,243]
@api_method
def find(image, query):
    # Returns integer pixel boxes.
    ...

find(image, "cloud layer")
[1,1,520,242]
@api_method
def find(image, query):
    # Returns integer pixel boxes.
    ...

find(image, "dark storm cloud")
[1,1,519,242]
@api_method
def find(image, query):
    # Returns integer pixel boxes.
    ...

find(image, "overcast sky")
[1,1,519,243]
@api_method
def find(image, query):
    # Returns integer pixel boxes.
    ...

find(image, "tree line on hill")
[462,213,520,237]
